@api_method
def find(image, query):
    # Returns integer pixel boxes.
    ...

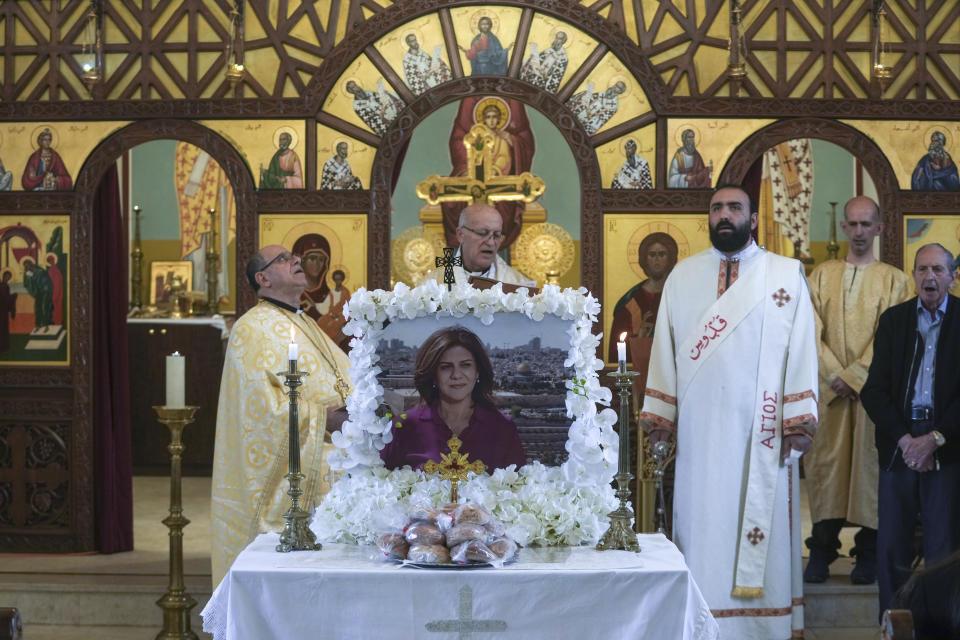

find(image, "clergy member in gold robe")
[803,196,910,585]
[211,245,353,586]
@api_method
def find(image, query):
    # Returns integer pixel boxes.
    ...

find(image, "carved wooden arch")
[367,76,604,296]
[718,118,904,267]
[300,0,668,117]
[62,119,258,550]
[74,118,259,312]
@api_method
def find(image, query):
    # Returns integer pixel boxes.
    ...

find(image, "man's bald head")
[456,203,504,272]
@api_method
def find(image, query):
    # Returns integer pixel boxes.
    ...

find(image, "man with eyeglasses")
[210,244,353,587]
[419,202,533,287]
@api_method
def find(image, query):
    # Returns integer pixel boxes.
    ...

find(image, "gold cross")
[415,123,545,206]
[423,436,486,503]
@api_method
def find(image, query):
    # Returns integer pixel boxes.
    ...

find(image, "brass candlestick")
[205,208,220,316]
[275,359,322,552]
[152,405,199,640]
[651,440,670,536]
[826,201,840,261]
[597,366,640,552]
[131,205,144,310]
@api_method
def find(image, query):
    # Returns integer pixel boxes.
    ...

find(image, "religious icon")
[259,214,366,331]
[0,156,13,191]
[758,139,813,258]
[292,232,352,347]
[174,141,235,311]
[609,232,678,376]
[320,141,363,190]
[259,128,303,189]
[402,33,452,95]
[459,15,510,76]
[21,127,73,191]
[149,261,192,305]
[668,127,713,188]
[910,129,960,191]
[439,96,536,248]
[566,80,626,135]
[611,139,652,189]
[519,31,568,93]
[345,79,405,136]
[0,216,70,365]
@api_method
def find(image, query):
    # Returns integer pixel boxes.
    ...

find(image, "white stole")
[675,253,797,598]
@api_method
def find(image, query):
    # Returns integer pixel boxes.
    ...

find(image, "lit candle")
[165,352,185,408]
[617,332,627,371]
[288,325,298,362]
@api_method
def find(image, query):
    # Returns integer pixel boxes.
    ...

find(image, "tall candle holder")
[131,205,144,311]
[826,201,840,261]
[152,405,199,640]
[205,208,220,316]
[597,366,640,552]
[275,358,322,553]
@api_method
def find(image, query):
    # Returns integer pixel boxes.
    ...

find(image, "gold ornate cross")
[423,436,486,503]
[416,123,545,206]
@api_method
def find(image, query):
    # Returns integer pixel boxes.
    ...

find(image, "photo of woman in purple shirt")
[380,326,527,472]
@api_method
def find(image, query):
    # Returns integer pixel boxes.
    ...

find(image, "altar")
[201,532,718,640]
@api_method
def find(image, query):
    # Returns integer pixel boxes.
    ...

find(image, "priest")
[639,184,818,639]
[210,245,353,586]
[419,202,533,287]
[803,196,910,584]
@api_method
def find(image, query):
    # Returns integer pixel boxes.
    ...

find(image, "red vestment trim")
[711,606,792,618]
[644,387,677,406]
[783,389,816,404]
[638,411,674,431]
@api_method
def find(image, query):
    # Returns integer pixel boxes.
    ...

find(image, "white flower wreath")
[311,279,619,547]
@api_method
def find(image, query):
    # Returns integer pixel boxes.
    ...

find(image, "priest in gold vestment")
[803,197,910,585]
[211,245,353,586]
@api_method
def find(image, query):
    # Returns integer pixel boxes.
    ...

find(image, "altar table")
[201,532,718,640]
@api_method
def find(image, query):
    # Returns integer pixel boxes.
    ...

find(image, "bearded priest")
[639,184,819,639]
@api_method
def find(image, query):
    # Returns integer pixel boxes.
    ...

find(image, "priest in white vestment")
[640,184,818,639]
[211,245,353,586]
[418,202,535,288]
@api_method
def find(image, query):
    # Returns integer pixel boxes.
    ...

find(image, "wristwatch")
[931,430,946,447]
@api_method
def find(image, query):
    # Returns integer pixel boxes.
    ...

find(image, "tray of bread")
[377,503,518,569]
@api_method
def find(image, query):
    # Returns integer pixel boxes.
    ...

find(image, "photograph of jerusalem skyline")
[375,314,574,465]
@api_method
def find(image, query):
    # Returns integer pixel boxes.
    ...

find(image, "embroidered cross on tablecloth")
[425,585,507,639]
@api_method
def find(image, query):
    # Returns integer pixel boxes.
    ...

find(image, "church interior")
[1,1,958,638]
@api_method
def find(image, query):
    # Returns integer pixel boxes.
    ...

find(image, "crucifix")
[435,247,461,291]
[416,123,545,207]
[423,436,486,504]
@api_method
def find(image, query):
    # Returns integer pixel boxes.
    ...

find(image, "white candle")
[166,352,185,408]
[288,325,298,361]
[617,332,627,365]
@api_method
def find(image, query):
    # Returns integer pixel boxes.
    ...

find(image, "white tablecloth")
[201,533,718,640]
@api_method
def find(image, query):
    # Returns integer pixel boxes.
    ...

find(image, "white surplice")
[639,242,818,640]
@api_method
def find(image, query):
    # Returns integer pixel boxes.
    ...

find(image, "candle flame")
[619,332,627,342]
[291,326,296,342]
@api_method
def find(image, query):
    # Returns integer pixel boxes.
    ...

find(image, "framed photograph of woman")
[313,282,620,548]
